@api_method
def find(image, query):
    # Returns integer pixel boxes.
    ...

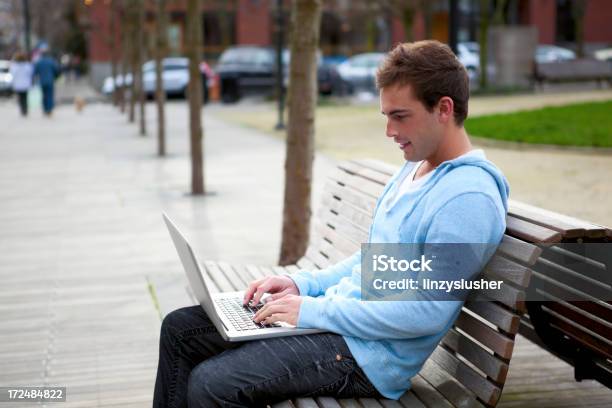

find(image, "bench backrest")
[535,59,612,81]
[298,159,543,407]
[506,201,612,384]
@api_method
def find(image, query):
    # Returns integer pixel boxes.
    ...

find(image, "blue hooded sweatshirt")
[289,149,509,399]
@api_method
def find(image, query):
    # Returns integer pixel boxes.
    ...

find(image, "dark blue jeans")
[41,84,54,114]
[153,306,382,408]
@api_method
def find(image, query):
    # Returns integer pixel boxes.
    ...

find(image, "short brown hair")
[376,40,469,125]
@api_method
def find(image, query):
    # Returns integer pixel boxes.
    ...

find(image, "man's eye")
[394,115,406,121]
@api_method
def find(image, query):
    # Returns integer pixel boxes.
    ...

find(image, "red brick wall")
[584,0,612,42]
[236,0,271,45]
[528,0,556,44]
[88,2,112,62]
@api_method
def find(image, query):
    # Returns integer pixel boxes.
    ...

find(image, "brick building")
[86,0,612,88]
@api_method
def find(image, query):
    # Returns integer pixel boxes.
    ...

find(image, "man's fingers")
[251,282,273,305]
[254,303,283,322]
[264,313,288,325]
[243,278,265,305]
[268,289,290,301]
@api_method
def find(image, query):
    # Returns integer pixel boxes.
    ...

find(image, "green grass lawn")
[465,100,612,147]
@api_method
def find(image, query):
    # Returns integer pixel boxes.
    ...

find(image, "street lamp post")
[274,0,285,130]
[22,0,31,54]
[449,0,459,54]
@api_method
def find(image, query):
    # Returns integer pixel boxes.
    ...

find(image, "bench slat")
[305,247,333,269]
[358,398,385,408]
[294,398,322,408]
[544,307,612,359]
[419,357,484,408]
[328,169,386,199]
[497,235,542,265]
[217,261,249,289]
[441,329,509,383]
[351,159,397,177]
[245,264,267,280]
[463,301,520,334]
[409,375,455,408]
[482,255,532,287]
[506,215,563,244]
[396,392,427,408]
[338,161,393,185]
[323,182,378,215]
[203,261,237,292]
[313,220,361,256]
[297,257,319,271]
[454,312,514,359]
[429,345,501,407]
[543,301,612,342]
[315,397,343,408]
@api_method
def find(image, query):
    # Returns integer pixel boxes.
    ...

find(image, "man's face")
[380,84,444,162]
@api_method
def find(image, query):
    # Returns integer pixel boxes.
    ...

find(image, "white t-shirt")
[383,161,433,211]
[383,150,482,212]
[10,62,33,92]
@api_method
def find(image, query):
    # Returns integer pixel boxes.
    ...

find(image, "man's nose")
[385,120,397,138]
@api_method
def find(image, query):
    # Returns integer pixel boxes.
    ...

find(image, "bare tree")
[186,0,205,194]
[110,0,119,107]
[278,0,322,265]
[381,0,419,42]
[478,0,490,89]
[119,4,128,114]
[572,0,588,58]
[155,0,167,156]
[136,0,147,136]
[126,1,136,123]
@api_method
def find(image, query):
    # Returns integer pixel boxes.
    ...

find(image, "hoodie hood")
[433,149,510,212]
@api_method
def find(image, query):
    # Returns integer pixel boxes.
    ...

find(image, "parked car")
[457,42,480,80]
[534,45,576,64]
[594,47,612,62]
[336,53,386,92]
[217,46,345,103]
[0,60,13,96]
[102,57,214,102]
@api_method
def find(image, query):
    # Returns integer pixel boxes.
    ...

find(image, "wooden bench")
[196,159,551,408]
[505,201,612,388]
[533,59,612,89]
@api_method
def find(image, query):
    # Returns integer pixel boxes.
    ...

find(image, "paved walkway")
[0,96,610,406]
[0,99,334,407]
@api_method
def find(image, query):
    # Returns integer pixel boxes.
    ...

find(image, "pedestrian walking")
[34,47,60,116]
[10,52,33,117]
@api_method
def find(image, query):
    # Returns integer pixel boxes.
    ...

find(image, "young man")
[153,40,509,407]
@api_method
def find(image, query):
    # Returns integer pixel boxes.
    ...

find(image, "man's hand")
[242,275,299,306]
[253,294,303,326]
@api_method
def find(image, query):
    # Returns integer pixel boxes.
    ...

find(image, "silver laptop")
[163,213,325,342]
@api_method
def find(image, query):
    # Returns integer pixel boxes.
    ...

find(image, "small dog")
[74,96,86,113]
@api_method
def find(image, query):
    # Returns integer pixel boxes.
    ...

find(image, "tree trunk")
[478,0,490,89]
[492,0,508,25]
[186,0,204,194]
[137,0,147,136]
[572,0,588,58]
[127,2,136,123]
[155,0,167,156]
[401,4,415,42]
[278,0,322,266]
[119,6,127,114]
[110,0,118,107]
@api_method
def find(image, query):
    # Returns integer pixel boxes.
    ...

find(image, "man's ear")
[437,96,454,124]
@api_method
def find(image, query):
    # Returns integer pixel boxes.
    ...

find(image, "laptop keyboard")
[215,297,282,331]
